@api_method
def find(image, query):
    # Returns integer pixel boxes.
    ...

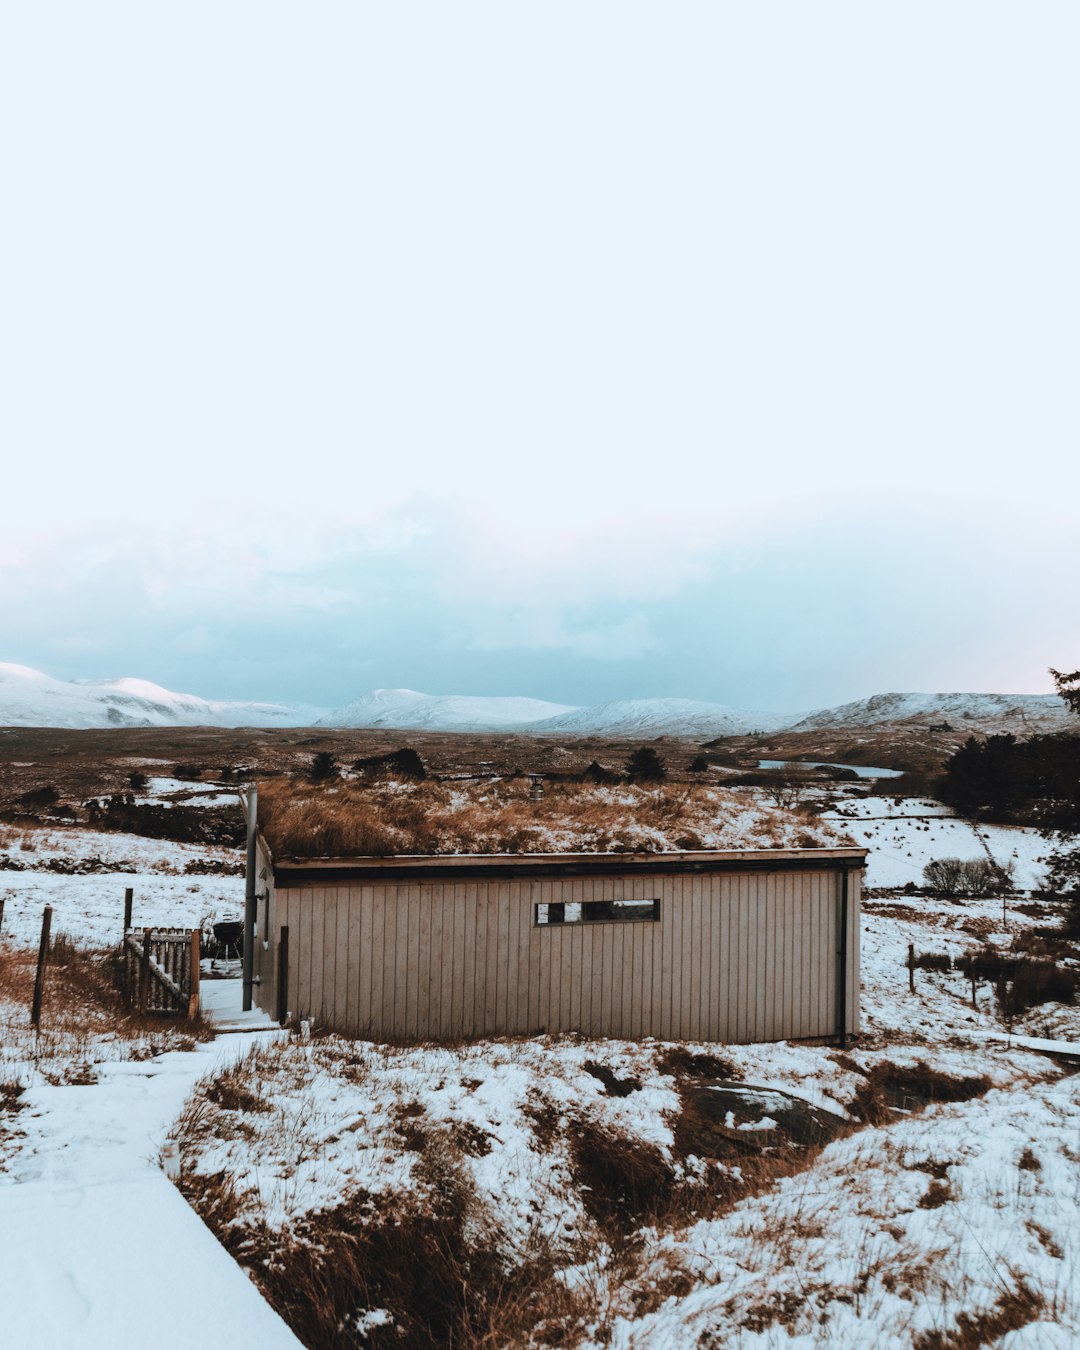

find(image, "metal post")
[242,786,258,1012]
[30,905,52,1027]
[276,925,290,1025]
[836,868,850,1049]
[123,887,133,943]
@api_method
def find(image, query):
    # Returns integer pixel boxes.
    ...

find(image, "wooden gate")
[123,927,201,1018]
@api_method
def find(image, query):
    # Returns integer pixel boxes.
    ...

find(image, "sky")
[2,3,1077,713]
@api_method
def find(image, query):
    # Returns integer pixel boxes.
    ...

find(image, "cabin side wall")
[254,866,861,1043]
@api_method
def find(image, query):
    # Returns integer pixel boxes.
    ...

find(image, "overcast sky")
[2,3,1077,712]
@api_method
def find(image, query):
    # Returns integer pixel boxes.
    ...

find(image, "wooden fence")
[123,927,201,1018]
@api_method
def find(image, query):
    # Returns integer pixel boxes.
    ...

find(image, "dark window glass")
[535,899,660,926]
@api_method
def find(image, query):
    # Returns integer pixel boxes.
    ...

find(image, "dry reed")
[257,777,844,859]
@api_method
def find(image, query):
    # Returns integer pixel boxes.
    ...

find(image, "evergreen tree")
[310,750,338,782]
[1051,667,1080,717]
[626,747,667,782]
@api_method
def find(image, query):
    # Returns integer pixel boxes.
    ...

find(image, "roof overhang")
[269,846,868,887]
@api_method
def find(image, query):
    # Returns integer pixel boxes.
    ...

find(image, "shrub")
[998,959,1077,1018]
[351,748,426,781]
[922,857,1013,898]
[957,947,1076,1015]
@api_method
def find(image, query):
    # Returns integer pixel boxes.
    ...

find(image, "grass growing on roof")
[256,776,848,859]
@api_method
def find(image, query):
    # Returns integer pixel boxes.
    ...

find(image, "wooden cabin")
[249,836,866,1045]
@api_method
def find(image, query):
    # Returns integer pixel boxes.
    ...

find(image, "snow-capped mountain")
[0,664,324,729]
[524,698,792,738]
[3,664,1072,738]
[789,692,1072,734]
[316,688,576,732]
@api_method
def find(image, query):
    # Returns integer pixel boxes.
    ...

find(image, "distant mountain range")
[316,688,575,733]
[0,663,324,730]
[0,664,1072,737]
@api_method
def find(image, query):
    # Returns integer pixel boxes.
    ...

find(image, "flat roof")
[268,845,868,886]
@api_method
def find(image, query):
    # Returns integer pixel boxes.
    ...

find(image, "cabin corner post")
[837,869,858,1047]
[242,786,258,1011]
[836,864,850,1049]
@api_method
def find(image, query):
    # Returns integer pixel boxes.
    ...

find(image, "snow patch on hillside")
[525,697,793,738]
[792,691,1071,734]
[317,687,576,731]
[0,663,324,729]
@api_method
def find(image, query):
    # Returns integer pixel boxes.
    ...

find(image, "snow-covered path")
[0,1028,300,1349]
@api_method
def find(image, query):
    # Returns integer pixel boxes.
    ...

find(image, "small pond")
[757,759,904,779]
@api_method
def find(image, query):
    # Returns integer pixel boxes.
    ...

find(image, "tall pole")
[242,786,258,1011]
[31,905,53,1027]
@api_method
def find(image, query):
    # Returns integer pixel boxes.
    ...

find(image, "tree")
[1051,667,1080,717]
[688,755,710,773]
[310,751,338,782]
[1046,669,1080,933]
[626,747,667,782]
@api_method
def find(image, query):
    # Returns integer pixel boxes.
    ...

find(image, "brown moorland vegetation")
[255,777,849,859]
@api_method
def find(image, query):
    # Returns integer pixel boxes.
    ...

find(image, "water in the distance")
[757,759,904,779]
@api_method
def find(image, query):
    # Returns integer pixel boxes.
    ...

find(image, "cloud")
[0,495,1075,709]
[461,609,657,662]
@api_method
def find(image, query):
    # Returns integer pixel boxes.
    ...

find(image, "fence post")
[908,943,915,994]
[140,929,152,1012]
[188,929,201,1019]
[123,887,133,943]
[31,905,53,1027]
[0,896,5,940]
[276,925,289,1026]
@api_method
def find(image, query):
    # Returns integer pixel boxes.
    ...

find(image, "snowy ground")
[0,824,243,947]
[823,794,1052,891]
[603,1070,1080,1349]
[2,793,1077,1346]
[164,850,1079,1346]
[0,1034,301,1349]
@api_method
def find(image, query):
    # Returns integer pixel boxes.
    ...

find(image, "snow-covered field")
[825,794,1052,891]
[159,806,1079,1346]
[605,1070,1080,1349]
[1,792,1076,1347]
[0,825,243,947]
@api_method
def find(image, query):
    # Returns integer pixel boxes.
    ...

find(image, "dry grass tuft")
[179,1119,596,1350]
[657,1046,736,1080]
[568,1116,678,1231]
[849,1061,992,1126]
[912,1280,1044,1349]
[256,776,845,858]
[0,936,210,1088]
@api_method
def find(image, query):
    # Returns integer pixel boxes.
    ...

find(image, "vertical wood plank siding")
[254,857,862,1043]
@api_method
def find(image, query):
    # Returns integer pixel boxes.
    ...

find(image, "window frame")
[533,898,661,927]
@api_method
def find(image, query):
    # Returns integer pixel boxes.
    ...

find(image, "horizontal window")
[535,899,660,926]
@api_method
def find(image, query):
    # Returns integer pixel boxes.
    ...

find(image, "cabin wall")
[253,864,860,1044]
